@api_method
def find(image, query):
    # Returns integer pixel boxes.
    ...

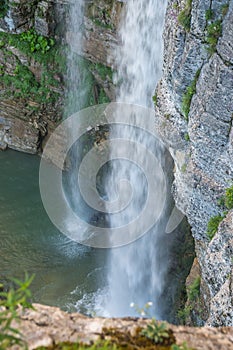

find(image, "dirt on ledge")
[11,304,233,349]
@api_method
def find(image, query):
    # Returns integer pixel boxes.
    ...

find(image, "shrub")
[178,0,192,31]
[0,274,34,349]
[20,29,55,55]
[207,214,225,240]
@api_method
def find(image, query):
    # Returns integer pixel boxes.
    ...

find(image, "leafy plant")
[20,29,55,55]
[178,0,192,31]
[140,318,169,344]
[207,214,225,240]
[0,274,34,349]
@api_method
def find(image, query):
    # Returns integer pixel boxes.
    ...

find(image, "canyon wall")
[155,0,233,326]
[0,0,119,153]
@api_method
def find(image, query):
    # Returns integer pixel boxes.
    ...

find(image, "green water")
[0,149,108,314]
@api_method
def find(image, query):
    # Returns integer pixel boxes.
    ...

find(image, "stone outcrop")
[12,304,233,350]
[155,0,233,326]
[0,0,120,154]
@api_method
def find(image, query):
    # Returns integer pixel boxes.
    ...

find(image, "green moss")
[37,341,118,350]
[91,18,113,30]
[89,62,113,81]
[205,20,222,54]
[221,3,229,17]
[225,185,233,209]
[181,69,200,120]
[177,305,192,325]
[1,61,60,104]
[178,0,192,31]
[98,88,110,104]
[181,164,187,173]
[177,275,201,325]
[102,325,175,349]
[187,277,200,302]
[205,9,214,21]
[207,214,225,240]
[152,93,157,106]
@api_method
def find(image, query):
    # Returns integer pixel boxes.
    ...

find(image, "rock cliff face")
[155,0,233,326]
[0,0,119,153]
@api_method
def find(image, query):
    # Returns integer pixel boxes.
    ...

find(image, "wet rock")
[0,100,39,154]
[35,1,55,37]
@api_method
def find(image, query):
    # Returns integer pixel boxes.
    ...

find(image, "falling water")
[63,0,176,319]
[104,0,169,318]
[65,0,88,115]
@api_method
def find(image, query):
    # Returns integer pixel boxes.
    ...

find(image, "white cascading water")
[64,0,172,319]
[66,0,87,115]
[104,0,168,318]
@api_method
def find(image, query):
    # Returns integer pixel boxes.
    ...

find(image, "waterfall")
[65,0,88,116]
[115,0,167,106]
[38,0,188,320]
[104,0,169,318]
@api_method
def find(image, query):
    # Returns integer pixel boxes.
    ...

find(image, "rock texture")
[12,304,233,350]
[0,0,120,154]
[155,0,233,326]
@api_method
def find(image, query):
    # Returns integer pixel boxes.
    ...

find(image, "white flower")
[147,301,153,306]
[130,302,135,308]
[141,311,146,316]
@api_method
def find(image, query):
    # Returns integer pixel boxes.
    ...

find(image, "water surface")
[0,149,107,314]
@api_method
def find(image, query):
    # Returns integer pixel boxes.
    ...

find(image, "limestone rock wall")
[155,0,233,326]
[0,0,120,153]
